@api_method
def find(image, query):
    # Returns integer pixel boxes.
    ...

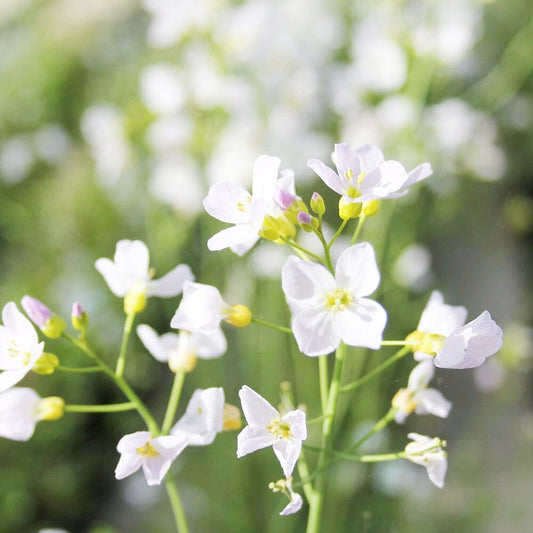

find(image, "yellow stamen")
[324,289,354,312]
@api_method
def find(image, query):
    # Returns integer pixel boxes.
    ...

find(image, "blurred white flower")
[237,385,307,478]
[392,244,432,290]
[404,433,447,488]
[140,63,186,115]
[33,124,71,164]
[0,135,34,183]
[115,431,188,486]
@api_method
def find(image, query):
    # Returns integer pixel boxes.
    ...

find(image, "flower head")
[281,242,387,356]
[0,302,44,392]
[237,385,307,478]
[171,388,225,446]
[95,240,194,313]
[409,291,503,368]
[392,359,452,423]
[137,324,227,373]
[115,431,188,486]
[307,143,431,203]
[203,155,296,255]
[170,281,251,334]
[0,387,64,441]
[404,432,447,488]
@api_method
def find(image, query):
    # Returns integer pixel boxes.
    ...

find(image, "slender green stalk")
[251,317,293,334]
[339,346,410,394]
[166,477,190,533]
[65,402,137,413]
[350,213,367,244]
[162,371,186,435]
[280,237,327,265]
[313,229,334,272]
[303,444,405,463]
[57,365,103,373]
[306,342,346,533]
[327,219,348,252]
[115,311,136,377]
[345,408,397,452]
[296,449,315,504]
[318,355,329,414]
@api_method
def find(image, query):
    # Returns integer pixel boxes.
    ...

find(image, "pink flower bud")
[274,188,297,211]
[21,296,53,328]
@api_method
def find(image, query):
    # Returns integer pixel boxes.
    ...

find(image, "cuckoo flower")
[269,477,304,516]
[171,387,225,446]
[95,239,193,313]
[392,359,452,423]
[115,431,188,486]
[408,291,503,369]
[0,302,44,392]
[281,242,387,356]
[237,385,307,478]
[203,154,295,255]
[170,281,251,334]
[404,433,447,488]
[307,142,432,203]
[137,324,226,373]
[0,387,64,441]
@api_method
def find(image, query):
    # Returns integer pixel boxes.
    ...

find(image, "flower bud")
[124,287,147,314]
[222,403,242,431]
[297,211,319,232]
[32,352,60,375]
[224,304,252,327]
[274,188,297,211]
[362,199,381,217]
[391,388,416,415]
[310,192,325,216]
[71,302,89,331]
[21,296,65,338]
[338,197,362,220]
[260,215,296,242]
[36,397,65,421]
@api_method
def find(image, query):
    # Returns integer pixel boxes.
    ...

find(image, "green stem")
[280,237,327,265]
[350,213,367,245]
[162,371,186,435]
[65,402,137,413]
[318,355,329,414]
[345,408,397,452]
[303,444,405,463]
[166,477,190,533]
[327,219,348,252]
[296,449,315,505]
[314,229,334,272]
[339,346,411,394]
[251,317,293,334]
[62,332,159,435]
[57,365,103,373]
[116,311,136,377]
[306,343,346,533]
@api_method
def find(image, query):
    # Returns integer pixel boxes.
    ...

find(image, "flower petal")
[0,387,41,441]
[280,492,303,516]
[418,291,467,336]
[273,438,302,478]
[307,158,345,195]
[207,224,259,254]
[338,298,387,350]
[251,154,281,201]
[114,452,143,480]
[236,425,275,458]
[193,328,227,359]
[114,240,150,282]
[137,325,171,362]
[335,243,380,297]
[203,182,253,224]
[2,302,39,349]
[292,306,340,357]
[239,385,279,427]
[94,258,128,296]
[147,264,194,297]
[414,388,452,418]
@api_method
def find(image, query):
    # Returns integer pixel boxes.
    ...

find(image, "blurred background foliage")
[0,0,531,532]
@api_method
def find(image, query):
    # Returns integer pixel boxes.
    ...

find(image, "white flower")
[95,240,193,313]
[0,388,51,441]
[269,477,304,516]
[281,242,387,356]
[137,324,226,372]
[203,154,295,255]
[171,388,224,446]
[237,385,307,478]
[170,281,251,334]
[392,360,452,424]
[404,433,447,488]
[115,431,188,486]
[0,302,44,392]
[411,291,503,369]
[307,143,431,203]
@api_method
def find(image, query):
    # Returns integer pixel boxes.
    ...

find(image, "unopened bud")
[310,192,325,216]
[71,302,89,331]
[21,296,65,338]
[362,199,381,217]
[223,403,242,431]
[297,211,319,232]
[338,197,362,220]
[224,304,252,327]
[37,397,65,421]
[32,352,60,375]
[260,215,296,242]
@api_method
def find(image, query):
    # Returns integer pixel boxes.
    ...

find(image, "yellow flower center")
[343,169,365,199]
[325,289,354,312]
[136,440,160,458]
[8,341,31,366]
[391,388,418,414]
[267,417,292,439]
[405,330,446,356]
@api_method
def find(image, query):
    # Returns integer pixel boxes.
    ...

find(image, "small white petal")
[273,438,302,478]
[147,264,194,297]
[418,291,467,336]
[203,182,253,224]
[414,388,452,418]
[94,258,128,296]
[236,425,275,458]
[292,307,340,357]
[207,224,259,254]
[306,158,345,195]
[338,299,387,350]
[251,154,281,201]
[137,325,173,362]
[0,387,41,441]
[114,240,150,282]
[239,385,279,427]
[335,243,380,297]
[280,492,303,516]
